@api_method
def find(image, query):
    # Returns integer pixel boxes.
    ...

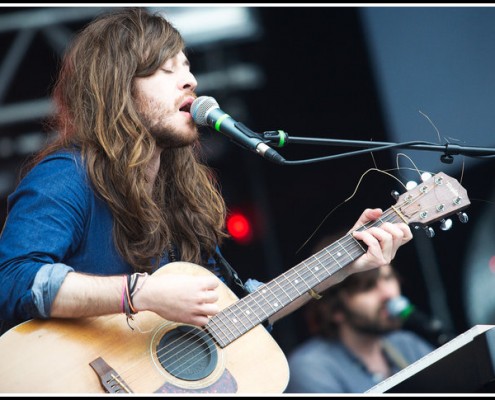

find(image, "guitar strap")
[214,250,251,299]
[382,339,410,370]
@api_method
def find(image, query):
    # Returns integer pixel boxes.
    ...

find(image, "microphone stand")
[261,131,495,165]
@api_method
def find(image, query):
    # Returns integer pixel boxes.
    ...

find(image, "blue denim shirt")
[0,150,233,327]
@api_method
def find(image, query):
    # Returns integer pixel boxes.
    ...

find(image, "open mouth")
[179,98,194,113]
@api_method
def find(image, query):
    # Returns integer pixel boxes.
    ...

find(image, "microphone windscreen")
[387,295,414,320]
[191,96,218,126]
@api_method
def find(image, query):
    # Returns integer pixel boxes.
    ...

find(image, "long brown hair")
[29,7,228,272]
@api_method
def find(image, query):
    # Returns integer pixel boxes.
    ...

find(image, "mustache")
[176,92,197,110]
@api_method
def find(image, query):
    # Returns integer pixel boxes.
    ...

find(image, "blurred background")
[1,5,494,356]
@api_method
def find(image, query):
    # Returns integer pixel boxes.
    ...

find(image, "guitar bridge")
[89,356,133,393]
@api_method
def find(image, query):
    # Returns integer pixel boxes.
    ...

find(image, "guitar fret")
[271,277,293,307]
[214,315,239,341]
[239,298,266,329]
[208,284,281,347]
[352,235,366,253]
[286,263,317,295]
[323,247,342,268]
[281,269,307,299]
[263,282,284,311]
[323,247,343,269]
[248,284,277,316]
[323,244,351,268]
[314,256,329,275]
[246,289,272,321]
[206,317,230,347]
[223,304,252,335]
[291,267,313,293]
[207,324,231,348]
[285,267,319,306]
[336,239,355,261]
[303,259,325,287]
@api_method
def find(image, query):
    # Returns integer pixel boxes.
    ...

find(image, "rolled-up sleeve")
[31,263,75,318]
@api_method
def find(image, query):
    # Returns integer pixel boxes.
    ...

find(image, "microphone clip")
[262,130,289,148]
[235,123,289,149]
[234,122,268,147]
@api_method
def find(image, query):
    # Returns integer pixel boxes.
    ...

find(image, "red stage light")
[226,212,253,244]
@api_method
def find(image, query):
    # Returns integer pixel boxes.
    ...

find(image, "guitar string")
[115,204,413,386]
[114,179,457,387]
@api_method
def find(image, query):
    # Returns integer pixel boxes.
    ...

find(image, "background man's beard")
[343,306,401,336]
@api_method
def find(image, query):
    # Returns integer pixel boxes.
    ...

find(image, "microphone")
[191,96,286,165]
[387,295,454,348]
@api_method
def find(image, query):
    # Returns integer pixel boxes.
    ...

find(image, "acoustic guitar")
[0,172,470,393]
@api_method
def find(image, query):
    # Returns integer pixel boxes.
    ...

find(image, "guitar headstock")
[394,172,470,229]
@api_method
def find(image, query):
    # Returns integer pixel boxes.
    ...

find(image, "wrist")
[128,272,150,313]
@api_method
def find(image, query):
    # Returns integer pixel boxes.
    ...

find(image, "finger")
[353,226,390,246]
[398,222,413,242]
[350,208,383,231]
[377,222,402,250]
[202,289,219,304]
[189,305,220,326]
[354,227,392,263]
[379,222,411,258]
[200,276,220,290]
[189,314,210,327]
[200,303,220,316]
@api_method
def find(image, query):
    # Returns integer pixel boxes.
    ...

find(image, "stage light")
[226,211,253,244]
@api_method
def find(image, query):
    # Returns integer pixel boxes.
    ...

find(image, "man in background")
[285,260,434,393]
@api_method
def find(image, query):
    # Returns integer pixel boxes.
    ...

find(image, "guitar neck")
[207,207,403,347]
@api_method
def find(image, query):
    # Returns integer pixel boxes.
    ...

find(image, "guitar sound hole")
[157,325,218,381]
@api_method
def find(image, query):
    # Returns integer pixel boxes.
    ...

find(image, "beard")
[148,117,199,149]
[135,95,199,149]
[342,302,403,337]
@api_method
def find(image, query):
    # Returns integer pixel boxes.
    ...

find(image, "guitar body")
[0,262,289,393]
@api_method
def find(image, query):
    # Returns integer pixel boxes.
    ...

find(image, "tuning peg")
[424,226,435,238]
[406,181,418,190]
[457,212,469,223]
[421,172,432,182]
[439,218,453,231]
[391,190,400,200]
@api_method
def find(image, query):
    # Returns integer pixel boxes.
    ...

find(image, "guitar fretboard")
[207,209,403,347]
